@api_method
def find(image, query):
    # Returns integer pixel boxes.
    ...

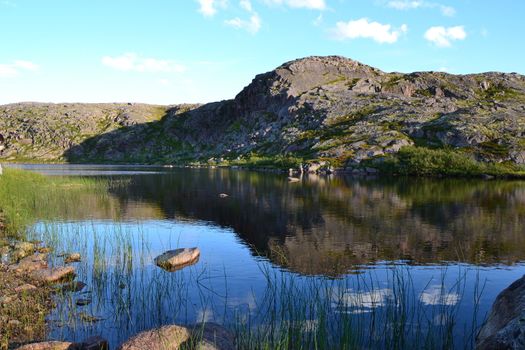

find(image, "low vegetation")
[369,146,525,178]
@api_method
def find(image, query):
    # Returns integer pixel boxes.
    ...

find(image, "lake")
[8,164,525,349]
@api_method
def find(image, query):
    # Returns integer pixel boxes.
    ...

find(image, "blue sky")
[1,0,524,105]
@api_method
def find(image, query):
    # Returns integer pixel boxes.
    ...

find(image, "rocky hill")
[1,56,525,174]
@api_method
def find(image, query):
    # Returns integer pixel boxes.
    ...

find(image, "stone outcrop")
[0,56,524,170]
[477,275,525,349]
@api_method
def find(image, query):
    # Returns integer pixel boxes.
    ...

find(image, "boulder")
[117,325,191,350]
[15,337,108,350]
[154,248,200,272]
[15,341,79,350]
[31,266,76,284]
[11,242,36,261]
[10,253,48,272]
[64,253,81,264]
[476,274,525,349]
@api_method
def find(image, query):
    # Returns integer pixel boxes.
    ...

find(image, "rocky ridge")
[1,56,524,170]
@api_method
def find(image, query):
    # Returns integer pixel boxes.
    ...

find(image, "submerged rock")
[477,274,525,349]
[117,325,191,350]
[31,266,75,284]
[76,298,91,306]
[154,248,200,272]
[191,323,235,350]
[57,280,86,293]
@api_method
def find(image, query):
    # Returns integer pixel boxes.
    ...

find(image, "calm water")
[9,164,525,348]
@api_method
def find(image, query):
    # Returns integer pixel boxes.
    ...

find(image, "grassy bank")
[364,146,525,178]
[0,167,111,238]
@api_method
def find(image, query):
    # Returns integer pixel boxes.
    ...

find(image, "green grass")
[0,168,112,238]
[368,146,525,178]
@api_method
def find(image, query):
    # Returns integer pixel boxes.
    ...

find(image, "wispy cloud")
[225,0,261,34]
[263,0,326,10]
[101,53,186,73]
[196,0,228,17]
[419,285,460,306]
[424,25,466,47]
[331,18,408,44]
[0,60,39,78]
[387,0,455,16]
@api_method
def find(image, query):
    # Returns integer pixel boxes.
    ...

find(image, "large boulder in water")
[154,248,200,272]
[117,323,234,350]
[477,274,525,349]
[117,325,191,350]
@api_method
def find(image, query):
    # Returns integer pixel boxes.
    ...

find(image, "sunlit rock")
[117,325,191,350]
[30,266,75,284]
[154,248,200,272]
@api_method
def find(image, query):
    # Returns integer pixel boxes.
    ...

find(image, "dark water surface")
[10,164,525,348]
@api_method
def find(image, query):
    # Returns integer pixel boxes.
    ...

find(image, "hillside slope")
[1,56,525,174]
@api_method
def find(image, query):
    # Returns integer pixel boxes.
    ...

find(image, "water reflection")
[14,165,525,276]
[8,164,525,348]
[107,170,525,275]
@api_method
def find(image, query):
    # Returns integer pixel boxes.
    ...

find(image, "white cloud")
[333,288,392,313]
[387,0,455,16]
[225,0,261,34]
[264,0,326,10]
[101,53,186,73]
[196,0,227,17]
[225,13,261,33]
[419,285,460,306]
[332,18,408,44]
[0,60,39,78]
[424,25,466,47]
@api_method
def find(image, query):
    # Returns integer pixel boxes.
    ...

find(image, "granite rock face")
[477,275,525,349]
[1,56,524,167]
